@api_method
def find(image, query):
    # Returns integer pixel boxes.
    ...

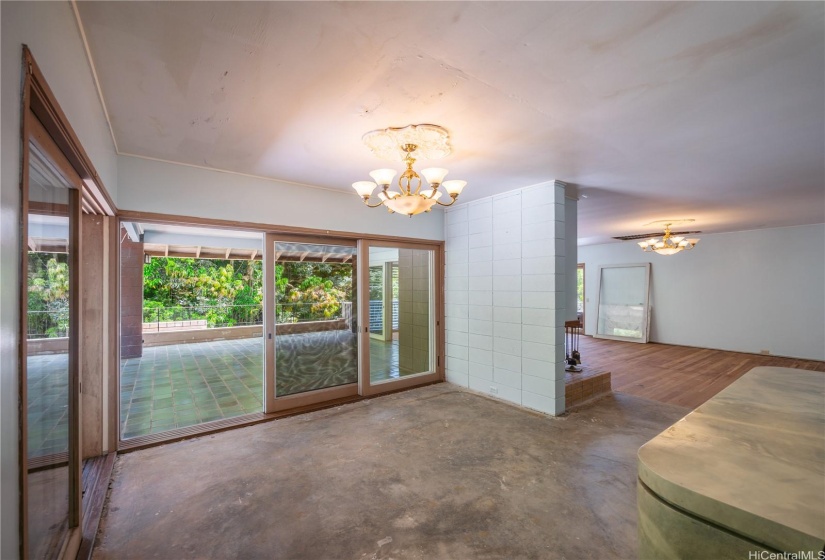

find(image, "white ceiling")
[76,1,825,244]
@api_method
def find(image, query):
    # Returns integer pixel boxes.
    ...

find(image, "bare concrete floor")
[93,384,688,560]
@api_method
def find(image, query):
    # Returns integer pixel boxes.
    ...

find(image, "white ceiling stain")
[75,1,825,244]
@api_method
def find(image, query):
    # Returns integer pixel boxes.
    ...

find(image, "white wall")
[444,182,568,415]
[118,156,444,241]
[579,224,825,361]
[564,198,578,322]
[1,2,119,556]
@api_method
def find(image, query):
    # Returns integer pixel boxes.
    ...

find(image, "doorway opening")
[577,263,585,331]
[118,221,265,441]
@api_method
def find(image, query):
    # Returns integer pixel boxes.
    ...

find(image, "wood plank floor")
[578,335,825,409]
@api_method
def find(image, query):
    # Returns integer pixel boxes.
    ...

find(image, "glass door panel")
[368,265,385,338]
[25,141,79,559]
[364,245,437,387]
[273,242,358,398]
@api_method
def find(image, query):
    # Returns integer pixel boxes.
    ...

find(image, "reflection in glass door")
[362,244,439,390]
[25,139,80,559]
[272,241,358,399]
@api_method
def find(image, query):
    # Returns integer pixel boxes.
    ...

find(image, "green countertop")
[638,366,825,553]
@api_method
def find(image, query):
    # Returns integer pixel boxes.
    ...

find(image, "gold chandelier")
[352,124,467,216]
[637,222,700,256]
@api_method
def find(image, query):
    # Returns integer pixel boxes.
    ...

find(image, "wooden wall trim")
[23,46,117,216]
[107,217,119,452]
[117,209,445,246]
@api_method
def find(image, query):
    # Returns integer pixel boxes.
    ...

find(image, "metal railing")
[143,304,263,329]
[27,310,69,339]
[369,299,399,333]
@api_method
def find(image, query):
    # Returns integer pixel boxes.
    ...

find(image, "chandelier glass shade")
[637,223,699,256]
[353,124,467,216]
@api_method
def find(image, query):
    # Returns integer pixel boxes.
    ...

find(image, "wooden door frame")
[357,239,444,397]
[18,47,89,560]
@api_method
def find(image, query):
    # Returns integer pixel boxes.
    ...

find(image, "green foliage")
[143,257,262,327]
[577,267,584,301]
[275,262,350,323]
[143,257,352,326]
[27,252,70,338]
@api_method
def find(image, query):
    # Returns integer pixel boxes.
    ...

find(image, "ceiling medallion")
[637,219,700,256]
[361,124,451,161]
[352,124,467,217]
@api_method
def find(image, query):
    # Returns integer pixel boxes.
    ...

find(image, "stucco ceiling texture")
[76,1,825,244]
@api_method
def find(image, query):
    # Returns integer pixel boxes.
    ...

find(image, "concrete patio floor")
[119,334,402,439]
[93,384,689,559]
[120,338,264,439]
[28,333,411,445]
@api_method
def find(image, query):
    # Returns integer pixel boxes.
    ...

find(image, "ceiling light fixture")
[637,221,700,256]
[352,124,467,217]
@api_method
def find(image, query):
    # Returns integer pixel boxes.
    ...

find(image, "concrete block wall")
[398,248,431,374]
[444,182,567,415]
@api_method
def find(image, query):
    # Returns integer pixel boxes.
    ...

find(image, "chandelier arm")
[434,196,459,207]
[363,198,386,208]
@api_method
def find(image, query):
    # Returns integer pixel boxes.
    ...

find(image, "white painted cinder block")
[493,352,521,373]
[446,356,469,374]
[493,321,521,341]
[522,221,555,241]
[445,262,468,278]
[493,291,521,308]
[493,367,522,389]
[445,304,468,319]
[469,362,493,381]
[521,291,553,309]
[446,206,468,223]
[493,306,521,324]
[495,384,523,406]
[442,181,569,416]
[446,330,468,347]
[522,204,555,226]
[521,183,556,207]
[468,333,493,350]
[446,344,469,361]
[468,319,494,336]
[447,220,469,238]
[468,290,493,306]
[468,199,493,220]
[445,316,468,333]
[469,217,492,234]
[521,274,556,292]
[469,246,493,264]
[493,258,521,276]
[522,391,563,416]
[522,357,554,379]
[493,337,521,357]
[446,370,469,387]
[469,276,493,291]
[446,250,469,266]
[445,289,468,305]
[468,348,493,366]
[521,325,553,344]
[469,231,493,248]
[522,373,559,398]
[468,304,493,321]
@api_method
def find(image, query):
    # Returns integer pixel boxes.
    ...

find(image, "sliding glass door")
[23,123,82,559]
[264,236,359,411]
[358,241,442,396]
